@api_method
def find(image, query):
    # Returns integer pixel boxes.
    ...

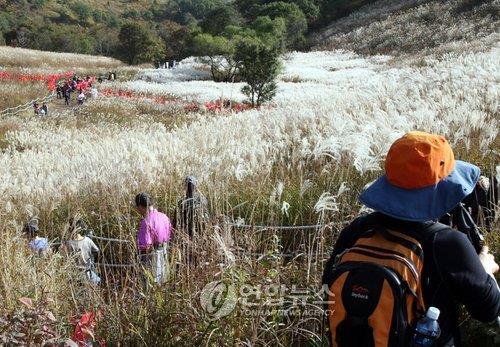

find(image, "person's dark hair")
[69,217,87,232]
[23,219,39,238]
[135,192,153,208]
[67,215,90,239]
[185,176,198,199]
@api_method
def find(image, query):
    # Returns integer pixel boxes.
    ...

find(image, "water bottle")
[411,307,441,347]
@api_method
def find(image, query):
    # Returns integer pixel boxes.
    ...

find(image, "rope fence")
[46,222,328,268]
[95,262,136,268]
[90,235,131,243]
[227,223,327,231]
[50,222,327,246]
[0,93,55,117]
[234,249,323,258]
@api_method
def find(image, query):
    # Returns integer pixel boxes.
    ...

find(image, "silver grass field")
[0,0,498,345]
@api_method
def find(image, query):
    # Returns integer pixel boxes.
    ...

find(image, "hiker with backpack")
[62,82,71,105]
[77,91,85,105]
[135,192,172,283]
[56,84,62,99]
[23,218,50,255]
[322,131,500,347]
[63,216,101,285]
[41,102,48,116]
[440,175,498,233]
[173,176,209,239]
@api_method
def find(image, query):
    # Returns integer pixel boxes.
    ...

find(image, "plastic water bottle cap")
[426,307,440,320]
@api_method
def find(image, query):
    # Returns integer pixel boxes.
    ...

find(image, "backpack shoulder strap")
[420,222,454,309]
[360,219,449,249]
[419,222,450,244]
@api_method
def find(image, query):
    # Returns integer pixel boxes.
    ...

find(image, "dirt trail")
[47,95,83,115]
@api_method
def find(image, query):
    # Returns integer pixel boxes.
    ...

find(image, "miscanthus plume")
[1,47,497,209]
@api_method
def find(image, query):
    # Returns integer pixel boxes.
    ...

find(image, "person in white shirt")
[64,217,100,285]
[77,92,85,105]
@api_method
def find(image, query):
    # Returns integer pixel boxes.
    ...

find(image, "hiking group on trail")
[24,175,208,285]
[55,75,96,107]
[32,102,48,116]
[21,131,499,347]
[31,74,94,115]
[31,72,117,114]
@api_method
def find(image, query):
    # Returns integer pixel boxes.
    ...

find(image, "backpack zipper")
[344,246,420,285]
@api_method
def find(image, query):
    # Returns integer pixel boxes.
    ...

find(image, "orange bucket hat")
[360,131,480,221]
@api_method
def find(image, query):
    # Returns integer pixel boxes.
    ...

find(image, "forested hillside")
[0,0,379,62]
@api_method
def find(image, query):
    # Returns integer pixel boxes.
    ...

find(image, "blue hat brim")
[359,161,480,222]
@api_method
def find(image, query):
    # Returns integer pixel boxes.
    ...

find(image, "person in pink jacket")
[135,192,172,283]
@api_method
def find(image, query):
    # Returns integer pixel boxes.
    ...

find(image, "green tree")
[236,0,318,24]
[287,0,320,23]
[200,5,244,36]
[37,26,68,52]
[118,23,165,65]
[174,0,224,21]
[0,12,12,31]
[235,0,261,19]
[234,36,281,106]
[30,0,48,9]
[158,20,190,61]
[70,32,94,54]
[258,2,307,48]
[192,33,238,82]
[124,9,140,19]
[56,8,78,24]
[103,12,120,28]
[251,16,287,50]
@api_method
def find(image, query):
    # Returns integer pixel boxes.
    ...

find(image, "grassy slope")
[0,46,123,69]
[0,1,498,345]
[313,0,499,55]
[0,46,126,110]
[311,0,433,43]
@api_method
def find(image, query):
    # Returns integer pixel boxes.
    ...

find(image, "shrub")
[71,1,93,24]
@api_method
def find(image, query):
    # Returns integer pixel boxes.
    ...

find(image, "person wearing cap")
[23,218,50,255]
[173,176,209,239]
[135,192,172,283]
[41,102,48,116]
[33,102,39,115]
[440,175,498,232]
[64,216,101,285]
[323,131,500,346]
